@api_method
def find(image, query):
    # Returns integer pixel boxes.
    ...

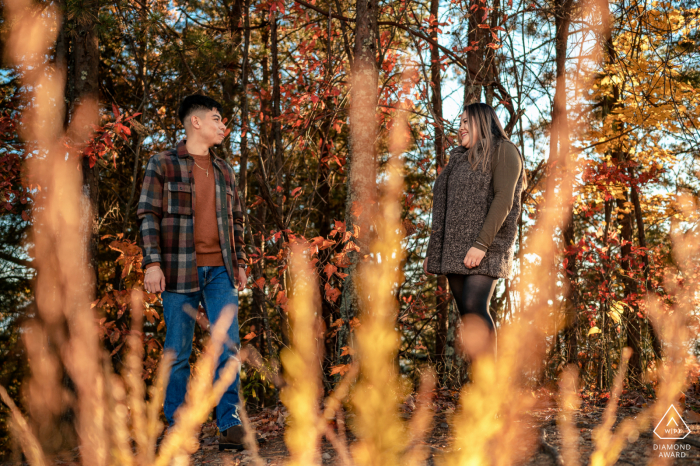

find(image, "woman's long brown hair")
[462,102,527,189]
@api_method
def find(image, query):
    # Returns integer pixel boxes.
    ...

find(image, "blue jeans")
[162,266,241,432]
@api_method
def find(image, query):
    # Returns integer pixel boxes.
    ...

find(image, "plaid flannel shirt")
[137,140,247,293]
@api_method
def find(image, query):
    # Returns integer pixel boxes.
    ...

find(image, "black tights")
[446,274,498,332]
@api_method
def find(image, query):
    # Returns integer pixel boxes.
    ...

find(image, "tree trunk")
[547,0,577,365]
[599,0,644,382]
[628,176,663,360]
[463,0,489,104]
[616,193,643,380]
[429,0,451,379]
[221,0,245,161]
[71,0,100,298]
[271,11,284,187]
[239,0,251,199]
[336,0,379,364]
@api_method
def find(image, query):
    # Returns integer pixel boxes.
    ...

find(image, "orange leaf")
[276,290,288,305]
[323,263,338,279]
[319,239,336,250]
[145,307,159,324]
[329,364,351,376]
[330,318,343,328]
[324,284,341,303]
[333,220,346,233]
[342,241,360,253]
[243,331,257,341]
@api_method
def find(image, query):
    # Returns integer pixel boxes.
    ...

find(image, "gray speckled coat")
[426,140,525,279]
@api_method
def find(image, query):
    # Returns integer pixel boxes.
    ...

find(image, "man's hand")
[144,266,166,293]
[423,257,434,276]
[463,247,486,269]
[235,266,247,292]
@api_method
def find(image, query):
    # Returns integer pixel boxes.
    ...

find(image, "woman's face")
[459,111,477,148]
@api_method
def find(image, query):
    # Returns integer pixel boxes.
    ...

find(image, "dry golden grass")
[558,365,582,466]
[1,0,697,465]
[0,1,248,465]
[280,243,324,466]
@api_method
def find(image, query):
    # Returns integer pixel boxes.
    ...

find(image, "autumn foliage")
[0,0,700,462]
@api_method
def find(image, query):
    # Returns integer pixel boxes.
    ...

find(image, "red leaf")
[112,103,121,120]
[291,187,302,198]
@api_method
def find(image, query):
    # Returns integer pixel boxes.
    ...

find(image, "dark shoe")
[219,425,246,452]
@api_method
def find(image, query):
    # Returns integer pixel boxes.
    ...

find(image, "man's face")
[190,108,226,146]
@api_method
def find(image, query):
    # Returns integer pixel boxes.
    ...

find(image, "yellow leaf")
[611,300,629,312]
[588,326,602,336]
[608,311,621,324]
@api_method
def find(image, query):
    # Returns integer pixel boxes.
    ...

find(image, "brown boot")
[219,425,246,451]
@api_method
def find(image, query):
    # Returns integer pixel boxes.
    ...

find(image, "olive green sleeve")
[473,143,522,252]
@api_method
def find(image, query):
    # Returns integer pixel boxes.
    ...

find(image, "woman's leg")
[447,274,498,360]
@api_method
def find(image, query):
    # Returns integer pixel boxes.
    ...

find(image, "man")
[137,94,248,450]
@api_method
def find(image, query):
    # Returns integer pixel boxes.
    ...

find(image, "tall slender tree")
[337,0,380,362]
[71,0,101,295]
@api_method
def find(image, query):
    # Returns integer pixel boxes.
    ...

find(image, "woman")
[423,102,526,361]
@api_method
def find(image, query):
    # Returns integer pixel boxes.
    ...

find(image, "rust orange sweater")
[191,152,224,266]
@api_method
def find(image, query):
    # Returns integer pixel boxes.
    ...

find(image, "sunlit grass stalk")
[239,396,265,466]
[321,362,359,466]
[5,1,256,465]
[155,307,240,466]
[558,366,581,466]
[322,362,359,421]
[0,386,47,466]
[127,290,148,462]
[145,352,173,464]
[352,151,407,466]
[21,322,62,452]
[640,192,700,466]
[280,243,324,466]
[105,373,135,466]
[3,0,111,463]
[403,370,436,466]
[588,347,642,466]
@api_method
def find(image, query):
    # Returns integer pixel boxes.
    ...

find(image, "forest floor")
[6,387,700,465]
[188,386,700,466]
